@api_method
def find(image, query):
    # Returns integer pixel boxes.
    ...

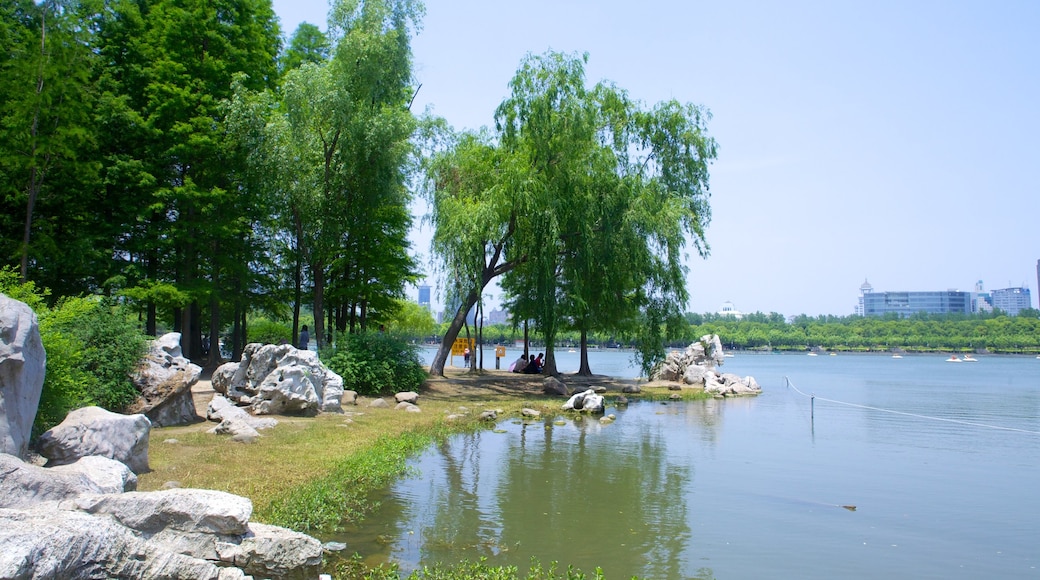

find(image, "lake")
[334,350,1040,578]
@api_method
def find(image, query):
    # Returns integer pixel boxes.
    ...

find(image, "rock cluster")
[651,334,761,397]
[212,343,345,416]
[0,453,322,579]
[127,332,202,427]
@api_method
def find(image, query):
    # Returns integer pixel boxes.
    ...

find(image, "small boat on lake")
[962,355,978,362]
[946,355,962,363]
[892,355,903,359]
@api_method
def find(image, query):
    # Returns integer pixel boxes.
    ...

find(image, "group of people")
[509,352,544,374]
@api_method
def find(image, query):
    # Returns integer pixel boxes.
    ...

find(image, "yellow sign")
[451,338,475,356]
[495,345,506,358]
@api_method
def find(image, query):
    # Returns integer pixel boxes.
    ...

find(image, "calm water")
[337,352,1040,578]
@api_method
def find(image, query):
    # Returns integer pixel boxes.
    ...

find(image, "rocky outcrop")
[212,343,343,416]
[0,453,323,579]
[0,294,46,459]
[127,332,202,427]
[36,406,151,474]
[652,334,760,397]
[705,373,762,397]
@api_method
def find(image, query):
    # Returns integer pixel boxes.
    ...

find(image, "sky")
[271,0,1040,317]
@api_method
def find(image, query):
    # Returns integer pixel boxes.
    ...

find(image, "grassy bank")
[138,371,709,577]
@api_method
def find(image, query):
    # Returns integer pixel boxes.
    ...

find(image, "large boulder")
[562,389,605,413]
[0,454,322,579]
[36,406,151,474]
[212,343,343,416]
[0,453,137,509]
[127,333,202,427]
[0,294,46,459]
[705,373,762,397]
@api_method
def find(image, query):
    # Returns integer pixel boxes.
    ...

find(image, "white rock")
[37,406,151,474]
[0,453,136,508]
[0,294,46,459]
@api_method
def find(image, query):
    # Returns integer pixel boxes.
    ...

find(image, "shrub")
[324,332,426,396]
[247,317,292,345]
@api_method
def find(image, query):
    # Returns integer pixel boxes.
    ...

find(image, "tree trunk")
[206,291,221,371]
[578,328,592,375]
[429,289,478,376]
[312,260,325,350]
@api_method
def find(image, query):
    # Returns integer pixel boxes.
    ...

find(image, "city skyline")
[272,0,1040,318]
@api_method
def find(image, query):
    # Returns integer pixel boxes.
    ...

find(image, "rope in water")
[784,376,1040,436]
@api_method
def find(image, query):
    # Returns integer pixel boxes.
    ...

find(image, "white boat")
[946,355,962,363]
[892,355,903,359]
[962,355,978,362]
[807,352,818,357]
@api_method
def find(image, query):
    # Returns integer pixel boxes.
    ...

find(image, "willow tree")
[427,51,716,377]
[423,129,529,376]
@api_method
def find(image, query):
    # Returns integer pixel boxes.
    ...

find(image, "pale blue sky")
[272,0,1040,317]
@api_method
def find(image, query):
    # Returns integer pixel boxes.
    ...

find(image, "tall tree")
[0,0,99,290]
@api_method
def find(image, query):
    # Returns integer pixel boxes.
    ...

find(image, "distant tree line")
[406,309,1040,356]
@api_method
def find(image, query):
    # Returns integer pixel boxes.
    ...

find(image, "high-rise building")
[418,285,431,311]
[972,280,993,314]
[991,287,1031,316]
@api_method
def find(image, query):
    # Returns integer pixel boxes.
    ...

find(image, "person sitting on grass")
[523,353,544,374]
[510,354,528,373]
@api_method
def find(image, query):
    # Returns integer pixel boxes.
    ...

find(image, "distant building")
[855,279,873,316]
[718,301,743,319]
[486,308,509,325]
[971,280,994,314]
[417,285,431,311]
[860,289,971,317]
[990,287,1031,316]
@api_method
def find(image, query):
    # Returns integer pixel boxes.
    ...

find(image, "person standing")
[464,346,471,366]
[299,325,310,350]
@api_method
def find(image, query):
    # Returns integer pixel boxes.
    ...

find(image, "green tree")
[0,0,99,290]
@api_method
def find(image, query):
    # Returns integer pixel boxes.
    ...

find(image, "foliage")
[246,316,292,346]
[324,331,426,395]
[384,299,436,340]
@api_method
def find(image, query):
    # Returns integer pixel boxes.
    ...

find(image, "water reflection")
[344,401,738,578]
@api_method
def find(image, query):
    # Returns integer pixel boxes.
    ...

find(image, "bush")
[247,317,292,345]
[324,332,426,396]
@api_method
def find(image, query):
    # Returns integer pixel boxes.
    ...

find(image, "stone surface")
[0,451,322,579]
[542,376,570,396]
[0,453,136,509]
[37,406,151,474]
[216,522,323,579]
[394,391,419,404]
[211,343,343,416]
[127,332,202,427]
[368,398,389,409]
[0,294,46,459]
